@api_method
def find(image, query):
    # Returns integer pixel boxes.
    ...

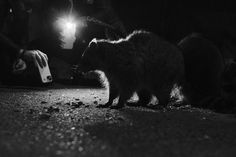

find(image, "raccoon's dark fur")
[178,33,225,107]
[80,30,185,109]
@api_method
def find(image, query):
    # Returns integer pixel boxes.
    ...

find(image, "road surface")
[0,86,236,157]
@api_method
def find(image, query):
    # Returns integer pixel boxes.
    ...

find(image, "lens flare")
[56,16,77,49]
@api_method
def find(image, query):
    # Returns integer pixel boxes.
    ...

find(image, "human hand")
[22,50,48,68]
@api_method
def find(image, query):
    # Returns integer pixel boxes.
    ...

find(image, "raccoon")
[80,30,185,109]
[178,33,225,107]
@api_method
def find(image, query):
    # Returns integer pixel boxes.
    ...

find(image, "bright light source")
[65,21,75,31]
[56,15,79,49]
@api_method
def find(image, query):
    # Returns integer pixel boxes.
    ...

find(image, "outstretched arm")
[0,33,48,68]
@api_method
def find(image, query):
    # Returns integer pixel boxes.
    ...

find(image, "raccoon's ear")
[89,38,98,49]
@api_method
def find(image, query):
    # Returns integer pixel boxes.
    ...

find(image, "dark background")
[111,0,236,42]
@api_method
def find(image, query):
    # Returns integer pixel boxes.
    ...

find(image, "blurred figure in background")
[74,0,126,36]
[0,0,75,85]
[0,0,48,85]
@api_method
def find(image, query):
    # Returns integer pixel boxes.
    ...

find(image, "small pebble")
[46,106,60,113]
[41,101,47,104]
[65,102,71,106]
[78,146,84,152]
[71,102,84,108]
[117,116,125,121]
[28,109,36,114]
[39,113,51,120]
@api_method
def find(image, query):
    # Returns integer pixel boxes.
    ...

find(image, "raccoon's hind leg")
[110,88,134,109]
[127,89,152,107]
[97,82,119,108]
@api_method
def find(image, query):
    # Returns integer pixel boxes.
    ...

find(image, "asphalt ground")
[0,86,236,157]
